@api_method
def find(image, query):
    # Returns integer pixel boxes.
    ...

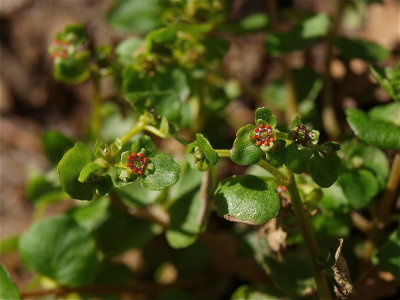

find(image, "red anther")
[264,141,269,146]
[126,163,131,167]
[139,153,144,158]
[253,135,258,140]
[131,169,137,173]
[137,171,143,175]
[269,137,274,142]
[143,158,149,162]
[256,141,262,146]
[254,128,259,132]
[259,124,264,128]
[266,125,271,129]
[132,153,137,157]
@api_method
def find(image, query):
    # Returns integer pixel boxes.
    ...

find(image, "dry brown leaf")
[332,238,356,299]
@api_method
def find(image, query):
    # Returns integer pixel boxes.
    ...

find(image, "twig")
[286,171,333,300]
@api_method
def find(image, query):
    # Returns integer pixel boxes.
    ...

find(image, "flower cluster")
[126,152,149,175]
[50,40,70,59]
[291,124,312,147]
[253,124,275,147]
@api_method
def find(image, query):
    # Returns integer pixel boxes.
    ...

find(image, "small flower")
[291,124,312,147]
[50,39,70,59]
[125,152,148,176]
[252,123,275,150]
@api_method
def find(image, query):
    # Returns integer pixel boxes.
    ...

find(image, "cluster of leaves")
[2,0,400,299]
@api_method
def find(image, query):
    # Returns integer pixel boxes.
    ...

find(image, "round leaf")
[255,107,277,126]
[231,124,263,165]
[338,169,379,209]
[58,142,93,200]
[19,215,99,287]
[346,108,400,150]
[309,153,341,188]
[166,191,202,249]
[284,144,313,174]
[214,175,280,225]
[141,153,180,190]
[42,130,74,165]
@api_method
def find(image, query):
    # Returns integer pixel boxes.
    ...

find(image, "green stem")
[120,121,146,146]
[214,149,231,158]
[90,77,101,140]
[144,125,169,139]
[215,149,288,183]
[257,159,288,183]
[286,171,332,300]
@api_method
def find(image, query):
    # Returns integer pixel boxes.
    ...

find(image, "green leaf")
[130,135,155,156]
[284,144,313,174]
[115,37,144,65]
[117,181,162,207]
[255,107,277,126]
[64,23,88,46]
[26,175,65,205]
[123,65,189,101]
[231,285,282,300]
[195,133,218,165]
[58,142,93,200]
[265,140,286,168]
[42,130,74,165]
[309,153,341,188]
[78,162,100,183]
[70,197,110,232]
[170,164,203,200]
[372,229,400,282]
[214,175,280,225]
[166,191,202,249]
[0,265,20,300]
[94,208,161,257]
[265,14,330,55]
[369,102,400,126]
[53,51,91,84]
[78,163,113,196]
[313,213,350,241]
[125,90,182,125]
[369,64,400,101]
[166,165,203,249]
[141,153,180,190]
[338,169,379,209]
[334,36,390,62]
[107,0,164,34]
[239,13,269,31]
[346,108,400,150]
[231,124,263,165]
[19,215,99,287]
[321,183,349,213]
[341,141,389,189]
